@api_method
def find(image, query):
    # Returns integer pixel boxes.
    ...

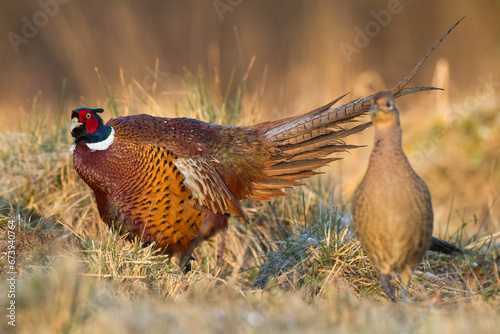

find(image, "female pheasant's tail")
[430,236,464,255]
[247,18,463,201]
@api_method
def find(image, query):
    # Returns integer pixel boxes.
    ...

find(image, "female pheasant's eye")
[386,102,391,108]
[86,113,92,119]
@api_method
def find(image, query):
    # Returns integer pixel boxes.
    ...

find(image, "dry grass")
[0,66,499,333]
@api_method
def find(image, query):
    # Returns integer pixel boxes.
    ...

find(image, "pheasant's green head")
[70,108,105,138]
[70,108,114,151]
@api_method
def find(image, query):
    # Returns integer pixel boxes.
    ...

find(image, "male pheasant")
[70,99,373,264]
[70,20,462,269]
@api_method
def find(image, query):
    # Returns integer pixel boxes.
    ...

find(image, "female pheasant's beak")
[369,104,380,117]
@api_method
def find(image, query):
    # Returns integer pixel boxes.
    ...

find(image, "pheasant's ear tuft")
[93,108,104,114]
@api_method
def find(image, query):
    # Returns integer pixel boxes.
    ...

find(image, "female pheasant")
[70,20,462,268]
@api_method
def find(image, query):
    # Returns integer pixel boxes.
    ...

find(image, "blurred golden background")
[0,0,499,237]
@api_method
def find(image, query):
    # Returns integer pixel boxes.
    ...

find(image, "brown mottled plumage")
[70,19,462,270]
[352,92,461,300]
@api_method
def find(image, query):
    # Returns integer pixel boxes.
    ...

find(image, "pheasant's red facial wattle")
[78,109,99,134]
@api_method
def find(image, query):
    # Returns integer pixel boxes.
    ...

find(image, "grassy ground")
[0,69,499,333]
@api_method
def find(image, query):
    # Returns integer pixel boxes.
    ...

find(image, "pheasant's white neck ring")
[86,127,115,151]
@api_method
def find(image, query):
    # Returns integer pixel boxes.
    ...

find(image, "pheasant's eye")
[386,101,392,108]
[86,113,92,119]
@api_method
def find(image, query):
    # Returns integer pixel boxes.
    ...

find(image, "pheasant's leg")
[401,286,408,301]
[181,219,213,273]
[218,228,227,264]
[380,274,395,301]
[401,267,413,302]
[179,254,195,274]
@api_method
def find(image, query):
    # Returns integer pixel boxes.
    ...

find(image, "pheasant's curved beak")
[70,117,83,135]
